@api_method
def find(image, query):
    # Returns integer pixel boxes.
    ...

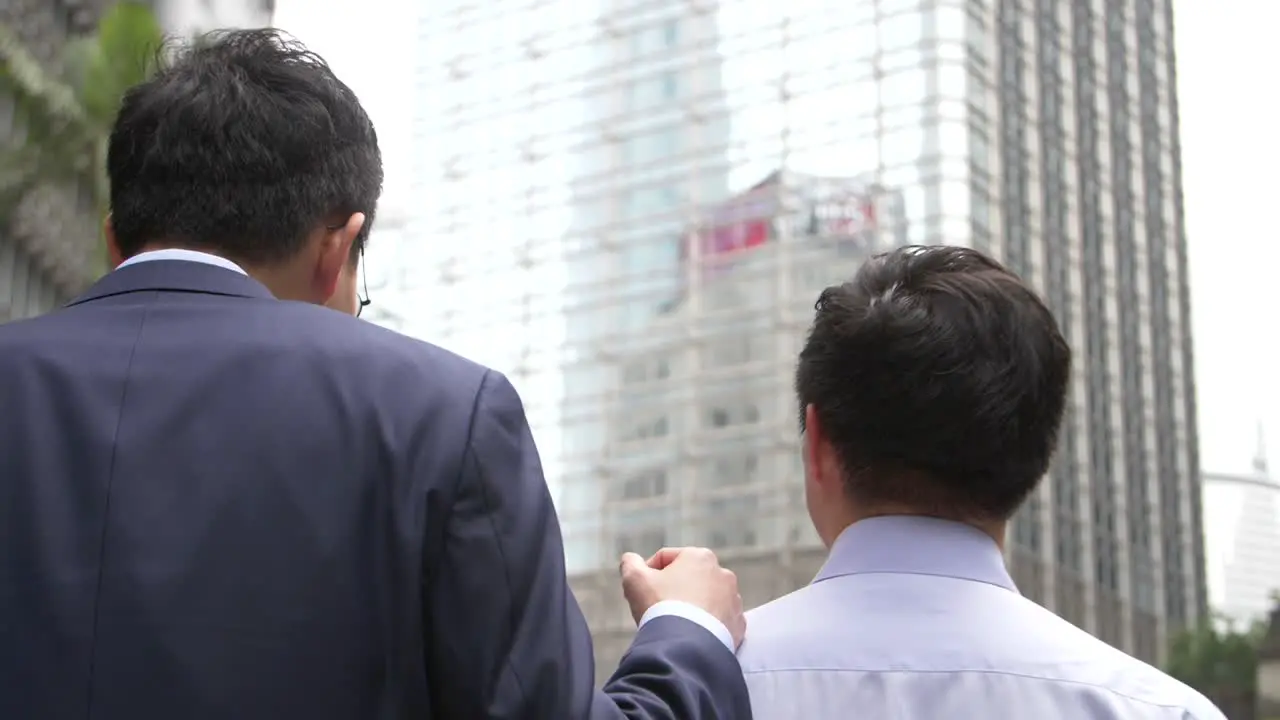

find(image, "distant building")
[151,0,273,38]
[1203,437,1280,629]
[405,0,1205,669]
[569,169,906,678]
[360,202,411,332]
[556,0,734,567]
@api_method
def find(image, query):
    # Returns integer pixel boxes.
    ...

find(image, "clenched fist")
[618,546,746,649]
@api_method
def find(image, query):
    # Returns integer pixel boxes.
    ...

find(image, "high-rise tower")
[993,0,1203,662]
[406,0,1204,669]
[557,0,733,572]
[574,0,1204,669]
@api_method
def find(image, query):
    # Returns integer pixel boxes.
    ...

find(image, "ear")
[803,404,839,493]
[314,212,365,302]
[104,215,124,268]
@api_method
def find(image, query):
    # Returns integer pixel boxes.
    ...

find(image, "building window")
[620,470,668,500]
[625,126,681,166]
[706,336,751,367]
[661,19,679,48]
[708,529,756,551]
[615,529,666,558]
[632,416,669,439]
[623,362,646,384]
[704,494,760,550]
[704,403,760,428]
[626,184,680,219]
[709,454,758,488]
[660,71,678,100]
[628,70,680,110]
[623,355,674,385]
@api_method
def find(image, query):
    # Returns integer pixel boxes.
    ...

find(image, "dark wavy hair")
[796,245,1072,520]
[107,29,383,264]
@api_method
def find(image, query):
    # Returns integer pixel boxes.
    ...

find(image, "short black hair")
[107,29,383,264]
[795,245,1071,520]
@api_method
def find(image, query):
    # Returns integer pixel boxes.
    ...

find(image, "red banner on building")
[682,175,780,278]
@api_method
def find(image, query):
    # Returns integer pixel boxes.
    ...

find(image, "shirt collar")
[117,248,247,276]
[813,516,1019,593]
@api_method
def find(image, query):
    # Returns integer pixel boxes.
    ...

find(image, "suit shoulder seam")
[455,371,531,704]
[83,292,157,715]
[430,368,490,572]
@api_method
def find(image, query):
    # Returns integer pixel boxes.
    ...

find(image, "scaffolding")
[404,0,916,540]
[398,0,929,670]
[401,0,1204,669]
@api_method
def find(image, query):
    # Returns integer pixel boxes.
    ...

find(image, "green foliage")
[68,2,163,125]
[1165,614,1266,716]
[0,2,163,257]
[0,23,90,219]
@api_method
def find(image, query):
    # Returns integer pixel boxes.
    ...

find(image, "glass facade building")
[408,0,1204,672]
[360,201,413,333]
[557,0,732,572]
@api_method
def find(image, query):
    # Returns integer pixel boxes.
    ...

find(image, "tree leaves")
[0,2,163,273]
[1165,615,1264,716]
[74,2,163,125]
[0,23,94,218]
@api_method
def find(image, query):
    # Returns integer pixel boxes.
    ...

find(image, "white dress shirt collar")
[116,248,247,276]
[814,515,1018,593]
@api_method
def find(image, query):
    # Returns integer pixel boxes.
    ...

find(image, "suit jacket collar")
[67,259,277,307]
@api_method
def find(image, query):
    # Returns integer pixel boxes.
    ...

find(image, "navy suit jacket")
[0,260,750,719]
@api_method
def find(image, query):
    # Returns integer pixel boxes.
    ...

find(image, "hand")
[618,546,746,649]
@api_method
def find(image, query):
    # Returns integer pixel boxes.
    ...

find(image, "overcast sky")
[274,0,1280,479]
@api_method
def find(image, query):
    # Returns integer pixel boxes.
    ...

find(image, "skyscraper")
[558,0,733,572]
[575,0,1204,669]
[994,0,1203,662]
[407,0,1204,669]
[405,1,733,566]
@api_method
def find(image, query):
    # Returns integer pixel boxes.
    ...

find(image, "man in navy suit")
[0,30,749,719]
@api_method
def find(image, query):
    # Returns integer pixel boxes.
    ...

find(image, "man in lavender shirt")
[737,245,1224,719]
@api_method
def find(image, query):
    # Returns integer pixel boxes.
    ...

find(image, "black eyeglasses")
[326,222,372,318]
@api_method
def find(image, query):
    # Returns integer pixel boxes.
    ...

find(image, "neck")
[131,243,249,270]
[249,263,315,303]
[129,244,316,303]
[823,505,1007,551]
